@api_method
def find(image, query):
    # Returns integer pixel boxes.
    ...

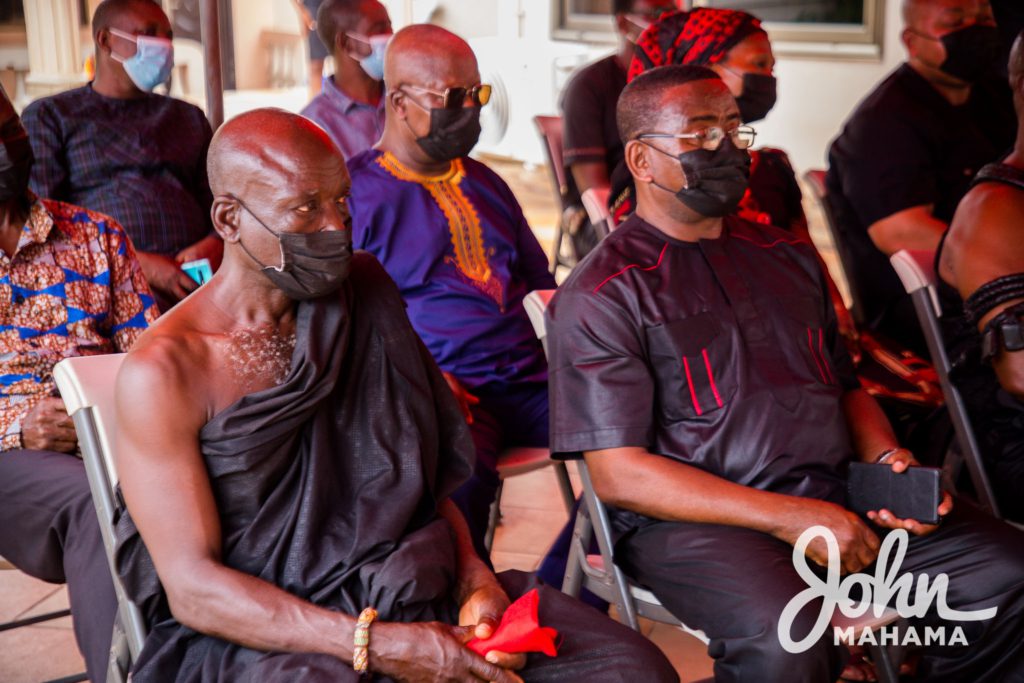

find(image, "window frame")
[551,0,885,60]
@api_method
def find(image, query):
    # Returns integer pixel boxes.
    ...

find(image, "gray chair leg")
[483,480,504,555]
[561,501,592,596]
[866,641,900,683]
[553,461,575,513]
[43,674,88,683]
[0,608,72,632]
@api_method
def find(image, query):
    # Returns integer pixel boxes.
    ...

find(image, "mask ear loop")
[396,90,431,141]
[230,196,289,272]
[639,139,693,192]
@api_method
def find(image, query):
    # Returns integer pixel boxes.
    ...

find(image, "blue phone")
[182,258,213,285]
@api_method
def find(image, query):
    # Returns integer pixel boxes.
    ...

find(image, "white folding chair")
[525,289,903,683]
[484,445,576,555]
[53,354,148,683]
[581,186,614,239]
[480,289,576,553]
[890,250,1001,517]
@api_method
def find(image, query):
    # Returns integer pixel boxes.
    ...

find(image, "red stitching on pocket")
[702,348,723,408]
[817,328,835,385]
[807,327,828,384]
[682,356,703,416]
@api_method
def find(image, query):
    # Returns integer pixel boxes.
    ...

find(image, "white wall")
[413,0,908,175]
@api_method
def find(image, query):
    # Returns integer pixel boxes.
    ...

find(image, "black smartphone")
[847,462,942,525]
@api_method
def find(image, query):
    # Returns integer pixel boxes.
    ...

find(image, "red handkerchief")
[467,588,559,657]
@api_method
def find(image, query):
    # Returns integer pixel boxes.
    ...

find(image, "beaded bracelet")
[353,607,378,676]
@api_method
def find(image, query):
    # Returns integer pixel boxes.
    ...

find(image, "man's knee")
[712,620,839,682]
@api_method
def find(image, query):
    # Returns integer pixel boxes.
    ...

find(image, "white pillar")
[23,0,88,100]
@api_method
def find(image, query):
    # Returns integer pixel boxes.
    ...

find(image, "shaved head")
[902,0,928,28]
[92,0,165,36]
[383,24,477,89]
[618,65,724,141]
[208,108,342,199]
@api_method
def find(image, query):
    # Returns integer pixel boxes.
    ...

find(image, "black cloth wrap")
[112,252,476,681]
[971,161,1024,190]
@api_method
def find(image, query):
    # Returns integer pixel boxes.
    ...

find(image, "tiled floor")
[0,157,842,682]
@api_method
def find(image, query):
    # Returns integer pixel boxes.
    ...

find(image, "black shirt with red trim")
[548,214,859,526]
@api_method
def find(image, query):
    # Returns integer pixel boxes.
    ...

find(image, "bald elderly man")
[346,25,558,561]
[112,108,676,682]
[827,0,1015,354]
[549,64,1024,682]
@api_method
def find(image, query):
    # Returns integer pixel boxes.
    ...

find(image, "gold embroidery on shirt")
[376,152,504,309]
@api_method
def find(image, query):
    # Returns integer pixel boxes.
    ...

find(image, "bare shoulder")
[947,183,1024,295]
[116,301,216,430]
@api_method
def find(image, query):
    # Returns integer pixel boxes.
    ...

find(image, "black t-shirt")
[560,55,628,208]
[826,64,1015,350]
[548,214,859,528]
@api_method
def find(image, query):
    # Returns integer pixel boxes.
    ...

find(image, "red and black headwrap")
[628,8,764,82]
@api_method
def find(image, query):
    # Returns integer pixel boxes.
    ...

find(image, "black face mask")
[736,73,777,124]
[236,200,353,301]
[0,129,33,203]
[938,24,1000,83]
[645,139,751,218]
[412,106,482,162]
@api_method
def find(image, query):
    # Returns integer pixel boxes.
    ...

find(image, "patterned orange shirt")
[0,197,158,450]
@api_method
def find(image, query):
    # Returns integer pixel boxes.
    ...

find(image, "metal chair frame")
[890,250,1001,517]
[53,354,148,683]
[533,115,578,276]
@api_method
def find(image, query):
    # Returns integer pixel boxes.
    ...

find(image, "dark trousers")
[619,500,1024,683]
[448,380,550,562]
[215,571,680,682]
[0,449,116,682]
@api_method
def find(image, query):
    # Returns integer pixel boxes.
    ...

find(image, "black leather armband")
[964,273,1024,326]
[980,301,1024,363]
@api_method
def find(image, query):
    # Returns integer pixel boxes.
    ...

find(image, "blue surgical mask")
[347,32,390,81]
[109,28,174,92]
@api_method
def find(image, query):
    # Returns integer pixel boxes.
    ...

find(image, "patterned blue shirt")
[0,197,158,450]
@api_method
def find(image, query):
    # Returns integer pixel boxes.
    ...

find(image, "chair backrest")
[581,186,613,238]
[54,354,125,488]
[533,115,569,204]
[53,354,149,662]
[803,168,867,325]
[524,289,556,356]
[889,250,1001,517]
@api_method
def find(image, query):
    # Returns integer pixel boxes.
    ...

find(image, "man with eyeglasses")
[23,0,220,312]
[347,24,557,562]
[827,0,1015,355]
[547,64,1024,682]
[559,0,677,259]
[300,0,392,161]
